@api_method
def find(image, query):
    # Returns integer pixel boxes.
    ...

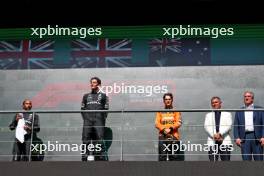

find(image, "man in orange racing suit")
[155,93,182,161]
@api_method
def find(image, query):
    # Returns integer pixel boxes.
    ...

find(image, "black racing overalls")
[81,91,109,161]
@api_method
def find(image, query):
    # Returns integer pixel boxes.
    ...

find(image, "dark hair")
[210,96,222,103]
[163,93,173,101]
[90,77,101,85]
[22,99,32,105]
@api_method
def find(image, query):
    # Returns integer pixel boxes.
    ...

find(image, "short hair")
[244,91,254,99]
[90,77,101,85]
[163,93,173,101]
[22,99,32,105]
[211,96,222,103]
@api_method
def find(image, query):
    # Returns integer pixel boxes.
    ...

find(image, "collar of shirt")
[244,104,254,110]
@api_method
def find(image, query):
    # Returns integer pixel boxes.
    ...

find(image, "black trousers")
[158,135,182,161]
[12,134,32,161]
[208,142,231,161]
[82,117,107,161]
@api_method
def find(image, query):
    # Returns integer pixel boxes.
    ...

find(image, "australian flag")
[149,38,211,66]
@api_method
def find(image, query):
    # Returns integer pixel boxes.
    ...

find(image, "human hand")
[164,128,171,134]
[178,120,182,126]
[24,125,31,130]
[235,138,242,147]
[16,113,23,121]
[260,138,264,146]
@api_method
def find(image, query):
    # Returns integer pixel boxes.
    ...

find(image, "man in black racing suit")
[81,77,109,161]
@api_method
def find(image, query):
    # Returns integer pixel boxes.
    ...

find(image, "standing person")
[204,96,232,161]
[234,91,264,161]
[9,99,40,161]
[81,77,109,161]
[155,93,182,161]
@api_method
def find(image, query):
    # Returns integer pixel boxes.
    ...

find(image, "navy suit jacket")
[234,105,264,140]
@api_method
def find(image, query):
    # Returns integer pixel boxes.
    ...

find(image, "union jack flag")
[149,38,182,66]
[0,40,54,69]
[0,38,211,69]
[71,39,132,68]
[149,38,182,54]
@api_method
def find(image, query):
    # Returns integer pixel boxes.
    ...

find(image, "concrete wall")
[0,65,263,161]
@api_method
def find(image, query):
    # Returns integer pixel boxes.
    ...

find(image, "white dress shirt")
[244,104,254,132]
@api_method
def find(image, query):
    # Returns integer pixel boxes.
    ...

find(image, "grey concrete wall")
[0,65,263,161]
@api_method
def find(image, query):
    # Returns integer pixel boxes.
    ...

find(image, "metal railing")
[1,108,264,161]
[1,108,264,113]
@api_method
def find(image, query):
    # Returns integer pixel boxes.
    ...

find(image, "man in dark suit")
[234,91,264,161]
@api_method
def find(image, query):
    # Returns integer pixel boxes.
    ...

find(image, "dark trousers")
[12,135,32,161]
[158,135,181,161]
[208,142,231,161]
[241,132,263,161]
[82,117,107,161]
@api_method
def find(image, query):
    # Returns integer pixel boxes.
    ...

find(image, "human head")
[163,93,173,109]
[210,96,222,109]
[22,99,32,111]
[90,77,101,92]
[244,91,254,106]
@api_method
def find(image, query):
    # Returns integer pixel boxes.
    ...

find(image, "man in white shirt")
[234,91,264,161]
[204,96,233,161]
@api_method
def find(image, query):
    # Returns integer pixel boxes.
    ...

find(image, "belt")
[245,131,254,134]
